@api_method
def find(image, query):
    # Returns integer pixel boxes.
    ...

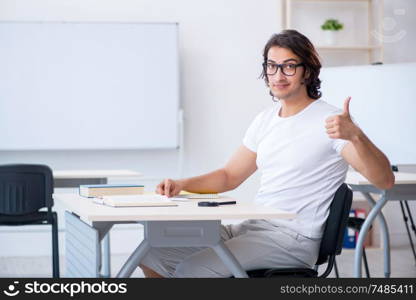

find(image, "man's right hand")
[156,178,184,197]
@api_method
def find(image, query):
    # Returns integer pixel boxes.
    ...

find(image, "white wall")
[0,0,415,257]
[383,0,416,64]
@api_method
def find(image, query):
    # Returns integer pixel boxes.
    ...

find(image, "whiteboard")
[0,22,179,150]
[320,63,416,164]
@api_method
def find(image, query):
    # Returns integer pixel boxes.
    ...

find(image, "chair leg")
[399,201,416,262]
[404,201,416,263]
[52,213,60,278]
[363,247,370,278]
[333,258,340,278]
[404,201,416,239]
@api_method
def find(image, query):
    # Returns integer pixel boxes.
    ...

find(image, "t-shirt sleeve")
[332,138,349,155]
[242,112,264,152]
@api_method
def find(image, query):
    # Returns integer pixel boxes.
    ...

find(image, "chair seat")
[247,268,318,278]
[0,211,54,225]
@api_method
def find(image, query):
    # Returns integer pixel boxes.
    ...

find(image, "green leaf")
[321,19,344,31]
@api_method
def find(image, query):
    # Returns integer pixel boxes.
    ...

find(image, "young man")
[139,30,395,278]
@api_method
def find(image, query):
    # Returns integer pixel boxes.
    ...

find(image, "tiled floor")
[1,246,415,278]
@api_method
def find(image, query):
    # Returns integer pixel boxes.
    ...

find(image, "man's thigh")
[173,227,315,278]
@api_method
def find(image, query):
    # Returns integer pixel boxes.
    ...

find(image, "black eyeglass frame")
[262,62,304,76]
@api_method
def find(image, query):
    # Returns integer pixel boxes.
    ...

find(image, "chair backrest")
[316,183,353,265]
[0,164,54,215]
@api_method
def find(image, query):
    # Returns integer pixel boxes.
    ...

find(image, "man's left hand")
[325,96,362,141]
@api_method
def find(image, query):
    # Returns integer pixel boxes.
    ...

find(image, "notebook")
[95,195,177,207]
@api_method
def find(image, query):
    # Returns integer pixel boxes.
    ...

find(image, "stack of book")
[79,184,144,198]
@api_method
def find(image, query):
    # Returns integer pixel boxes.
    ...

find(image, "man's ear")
[304,69,310,80]
[301,69,310,84]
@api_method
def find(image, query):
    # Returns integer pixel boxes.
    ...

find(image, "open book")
[96,195,177,207]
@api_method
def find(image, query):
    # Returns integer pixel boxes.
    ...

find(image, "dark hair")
[261,29,322,100]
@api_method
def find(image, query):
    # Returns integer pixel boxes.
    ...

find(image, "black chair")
[0,164,59,278]
[245,183,353,278]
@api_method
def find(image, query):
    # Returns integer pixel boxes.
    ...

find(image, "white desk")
[346,171,416,278]
[55,193,295,278]
[52,169,142,277]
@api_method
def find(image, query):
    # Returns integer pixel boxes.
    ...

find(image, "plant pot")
[324,30,338,46]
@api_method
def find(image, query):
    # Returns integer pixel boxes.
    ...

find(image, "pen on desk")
[198,201,236,207]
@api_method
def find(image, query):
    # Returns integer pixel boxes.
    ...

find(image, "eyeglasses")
[262,62,304,76]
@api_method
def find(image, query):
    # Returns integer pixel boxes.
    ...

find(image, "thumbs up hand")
[325,97,361,141]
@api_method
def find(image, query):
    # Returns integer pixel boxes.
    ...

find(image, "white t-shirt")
[243,99,349,238]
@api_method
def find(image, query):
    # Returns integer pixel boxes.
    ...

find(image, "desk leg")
[354,192,390,278]
[211,242,248,278]
[101,233,111,277]
[116,240,151,278]
[92,222,113,278]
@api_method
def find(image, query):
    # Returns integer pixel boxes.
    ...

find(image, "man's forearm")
[178,168,232,194]
[351,131,395,189]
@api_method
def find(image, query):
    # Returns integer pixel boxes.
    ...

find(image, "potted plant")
[321,19,344,45]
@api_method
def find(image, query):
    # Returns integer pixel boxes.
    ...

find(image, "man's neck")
[279,95,316,118]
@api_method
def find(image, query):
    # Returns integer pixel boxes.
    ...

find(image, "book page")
[101,195,177,207]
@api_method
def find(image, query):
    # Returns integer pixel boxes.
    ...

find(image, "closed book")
[79,184,144,198]
[98,195,177,207]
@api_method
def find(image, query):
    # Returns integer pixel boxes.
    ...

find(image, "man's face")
[265,46,306,100]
